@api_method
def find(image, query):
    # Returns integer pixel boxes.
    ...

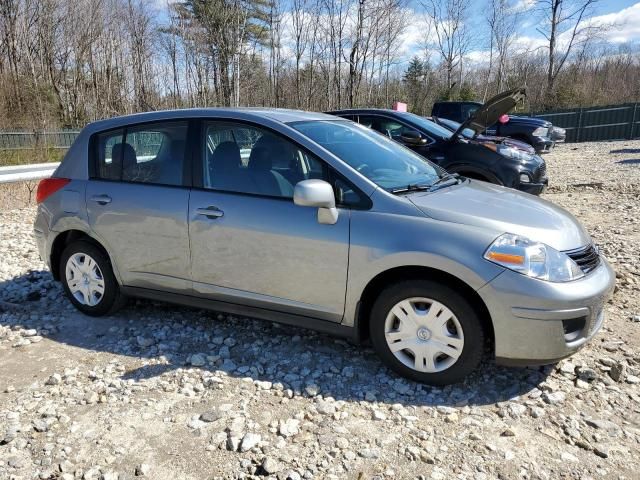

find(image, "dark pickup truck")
[431,101,565,153]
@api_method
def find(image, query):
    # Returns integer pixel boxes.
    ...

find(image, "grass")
[0,147,66,167]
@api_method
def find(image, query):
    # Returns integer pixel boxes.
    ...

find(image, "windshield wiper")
[428,173,461,191]
[390,183,432,194]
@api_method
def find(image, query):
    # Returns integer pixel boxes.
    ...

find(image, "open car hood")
[454,88,526,137]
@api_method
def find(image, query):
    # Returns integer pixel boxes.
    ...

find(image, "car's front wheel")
[60,240,126,316]
[369,280,485,385]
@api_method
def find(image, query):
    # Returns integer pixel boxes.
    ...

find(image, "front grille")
[532,161,547,182]
[564,244,600,274]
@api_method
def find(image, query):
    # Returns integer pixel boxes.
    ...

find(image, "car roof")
[85,108,336,132]
[328,108,404,115]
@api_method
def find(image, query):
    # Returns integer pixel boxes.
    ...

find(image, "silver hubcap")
[384,297,464,373]
[65,252,105,307]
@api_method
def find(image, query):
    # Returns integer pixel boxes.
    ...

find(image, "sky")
[153,0,640,66]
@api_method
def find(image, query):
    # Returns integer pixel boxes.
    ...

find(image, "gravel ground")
[1,141,639,480]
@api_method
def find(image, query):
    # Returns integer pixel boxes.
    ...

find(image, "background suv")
[431,100,562,153]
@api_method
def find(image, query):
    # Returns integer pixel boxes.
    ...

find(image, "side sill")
[121,286,360,343]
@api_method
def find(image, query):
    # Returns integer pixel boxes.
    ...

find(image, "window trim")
[193,118,372,210]
[88,119,196,188]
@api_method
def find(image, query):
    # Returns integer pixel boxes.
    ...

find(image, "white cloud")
[584,2,640,44]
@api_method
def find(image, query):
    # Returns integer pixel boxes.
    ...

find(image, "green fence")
[529,103,640,143]
[0,131,80,150]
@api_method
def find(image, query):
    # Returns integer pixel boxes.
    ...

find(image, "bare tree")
[536,0,606,105]
[421,0,471,99]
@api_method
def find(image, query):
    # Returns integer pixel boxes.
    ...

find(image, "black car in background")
[431,116,536,154]
[431,100,565,153]
[329,89,548,195]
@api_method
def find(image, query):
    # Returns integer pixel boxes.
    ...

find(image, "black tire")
[369,280,484,385]
[59,240,126,316]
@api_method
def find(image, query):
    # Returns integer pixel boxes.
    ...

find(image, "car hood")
[507,116,551,127]
[408,180,591,251]
[455,88,526,137]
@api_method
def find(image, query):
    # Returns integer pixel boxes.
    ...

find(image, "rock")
[227,435,241,451]
[305,383,319,396]
[501,428,516,437]
[561,452,579,463]
[261,457,282,475]
[136,336,154,348]
[316,400,336,415]
[240,432,261,452]
[358,448,380,459]
[285,471,302,480]
[101,471,119,480]
[593,444,610,458]
[626,374,640,384]
[609,362,626,382]
[45,373,62,385]
[135,464,151,476]
[542,391,566,404]
[189,354,206,367]
[371,410,386,421]
[33,418,49,432]
[279,418,300,437]
[200,410,222,423]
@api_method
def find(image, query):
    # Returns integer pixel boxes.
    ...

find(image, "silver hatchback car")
[34,108,615,385]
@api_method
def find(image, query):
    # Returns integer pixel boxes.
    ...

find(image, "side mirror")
[294,179,339,225]
[400,130,427,146]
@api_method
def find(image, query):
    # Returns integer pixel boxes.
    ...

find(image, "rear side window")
[92,121,188,186]
[95,130,124,181]
[434,103,460,121]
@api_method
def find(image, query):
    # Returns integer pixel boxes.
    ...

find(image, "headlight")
[519,173,530,183]
[532,127,548,137]
[484,233,584,282]
[483,143,532,161]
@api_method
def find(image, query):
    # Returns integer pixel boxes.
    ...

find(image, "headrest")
[113,142,137,170]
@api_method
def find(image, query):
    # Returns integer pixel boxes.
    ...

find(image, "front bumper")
[533,136,554,153]
[478,258,615,366]
[517,178,548,195]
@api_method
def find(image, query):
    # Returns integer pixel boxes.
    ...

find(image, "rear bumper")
[478,258,615,366]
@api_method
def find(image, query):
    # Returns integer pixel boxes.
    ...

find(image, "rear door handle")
[196,206,224,219]
[90,194,112,205]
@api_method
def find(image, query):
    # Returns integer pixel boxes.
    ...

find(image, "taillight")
[36,178,71,203]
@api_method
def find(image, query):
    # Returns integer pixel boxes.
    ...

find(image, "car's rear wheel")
[60,240,126,316]
[369,280,484,385]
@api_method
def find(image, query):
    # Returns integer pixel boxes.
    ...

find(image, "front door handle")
[196,206,224,219]
[90,194,112,205]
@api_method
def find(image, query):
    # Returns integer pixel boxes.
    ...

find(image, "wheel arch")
[447,164,501,184]
[50,230,115,282]
[355,265,494,350]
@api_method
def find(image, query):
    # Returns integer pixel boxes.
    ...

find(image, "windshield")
[290,120,443,191]
[436,117,476,139]
[394,112,453,140]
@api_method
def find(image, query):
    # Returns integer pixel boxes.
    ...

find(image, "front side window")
[93,121,188,186]
[290,120,443,191]
[203,121,326,198]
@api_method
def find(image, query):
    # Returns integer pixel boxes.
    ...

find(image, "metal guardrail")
[530,103,640,142]
[0,162,59,184]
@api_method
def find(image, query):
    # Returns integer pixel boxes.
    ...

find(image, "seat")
[210,141,246,191]
[112,143,140,181]
[247,136,294,197]
[154,138,184,185]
